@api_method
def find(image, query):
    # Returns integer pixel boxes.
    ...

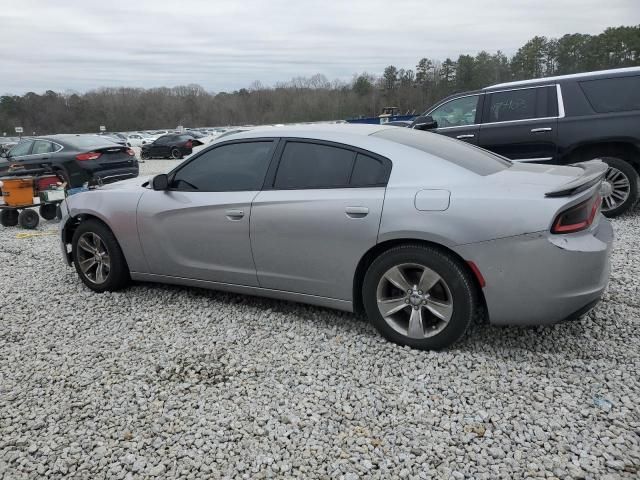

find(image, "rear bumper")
[455,216,613,326]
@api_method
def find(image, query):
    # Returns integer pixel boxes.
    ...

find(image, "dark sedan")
[0,135,139,188]
[141,134,197,160]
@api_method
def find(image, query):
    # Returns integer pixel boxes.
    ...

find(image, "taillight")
[76,152,102,161]
[125,148,135,156]
[185,140,193,149]
[551,194,601,234]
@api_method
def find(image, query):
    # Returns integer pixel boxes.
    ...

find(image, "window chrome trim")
[424,93,482,131]
[556,84,565,118]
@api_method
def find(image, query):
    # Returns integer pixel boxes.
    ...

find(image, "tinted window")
[8,140,33,156]
[487,88,537,122]
[155,136,170,144]
[171,141,273,192]
[32,140,53,154]
[372,128,510,176]
[429,95,479,128]
[351,153,388,186]
[580,75,640,113]
[67,136,118,149]
[274,142,355,189]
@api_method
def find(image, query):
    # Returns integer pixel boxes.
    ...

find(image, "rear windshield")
[579,75,640,113]
[372,128,511,175]
[65,136,119,149]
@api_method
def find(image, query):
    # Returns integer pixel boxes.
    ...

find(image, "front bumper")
[455,216,613,326]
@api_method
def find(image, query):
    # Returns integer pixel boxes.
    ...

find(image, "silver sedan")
[59,125,613,350]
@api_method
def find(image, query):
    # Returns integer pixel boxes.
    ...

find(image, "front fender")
[63,190,149,273]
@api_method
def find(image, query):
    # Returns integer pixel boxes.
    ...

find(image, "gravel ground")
[0,160,639,479]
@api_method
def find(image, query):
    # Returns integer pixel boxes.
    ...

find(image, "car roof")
[485,66,640,90]
[222,123,390,141]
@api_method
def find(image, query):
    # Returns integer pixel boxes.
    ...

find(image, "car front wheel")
[363,244,477,350]
[72,220,130,292]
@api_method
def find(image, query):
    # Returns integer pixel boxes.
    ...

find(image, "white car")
[126,134,155,147]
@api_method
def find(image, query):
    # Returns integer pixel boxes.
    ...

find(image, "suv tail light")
[125,148,135,156]
[76,152,102,161]
[185,140,193,149]
[551,194,601,234]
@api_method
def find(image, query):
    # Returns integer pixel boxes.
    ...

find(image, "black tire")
[18,209,39,229]
[362,244,477,350]
[170,148,182,160]
[71,220,130,292]
[141,151,151,160]
[39,203,57,220]
[596,157,639,218]
[0,209,18,227]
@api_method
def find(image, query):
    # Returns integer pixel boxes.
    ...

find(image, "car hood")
[99,175,151,191]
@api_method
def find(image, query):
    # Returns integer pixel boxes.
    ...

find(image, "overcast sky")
[2,0,639,94]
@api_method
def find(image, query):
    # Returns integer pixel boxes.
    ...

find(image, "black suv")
[412,67,640,217]
[0,135,139,187]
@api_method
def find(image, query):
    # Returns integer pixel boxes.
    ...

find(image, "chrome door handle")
[345,206,369,218]
[225,209,244,220]
[456,134,475,139]
[531,127,552,133]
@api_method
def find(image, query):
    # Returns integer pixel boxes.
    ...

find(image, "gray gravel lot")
[0,158,639,479]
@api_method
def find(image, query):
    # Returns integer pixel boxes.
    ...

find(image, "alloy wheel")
[376,263,453,339]
[601,167,631,212]
[76,232,111,284]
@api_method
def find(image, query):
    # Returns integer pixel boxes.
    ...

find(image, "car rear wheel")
[170,148,182,160]
[597,157,638,217]
[141,151,151,160]
[72,220,130,292]
[363,245,476,350]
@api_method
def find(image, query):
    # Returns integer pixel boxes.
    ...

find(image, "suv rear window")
[372,128,511,175]
[579,75,640,113]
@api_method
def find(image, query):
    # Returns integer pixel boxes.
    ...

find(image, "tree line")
[1,25,638,136]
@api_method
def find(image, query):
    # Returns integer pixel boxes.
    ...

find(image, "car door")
[478,85,559,162]
[150,136,168,157]
[426,94,483,145]
[137,139,277,286]
[5,139,34,165]
[251,140,389,300]
[29,139,56,166]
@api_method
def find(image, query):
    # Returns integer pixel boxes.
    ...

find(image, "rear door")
[137,139,276,285]
[426,94,483,145]
[251,140,390,300]
[478,85,559,162]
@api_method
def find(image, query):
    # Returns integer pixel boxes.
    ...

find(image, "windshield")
[372,127,511,176]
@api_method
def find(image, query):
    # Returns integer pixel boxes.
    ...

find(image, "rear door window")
[350,153,389,186]
[486,88,538,122]
[579,75,640,113]
[274,142,355,189]
[32,140,54,154]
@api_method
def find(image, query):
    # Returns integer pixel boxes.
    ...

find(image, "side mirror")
[411,115,438,131]
[152,174,169,191]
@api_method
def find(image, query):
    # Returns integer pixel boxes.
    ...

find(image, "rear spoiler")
[545,160,608,198]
